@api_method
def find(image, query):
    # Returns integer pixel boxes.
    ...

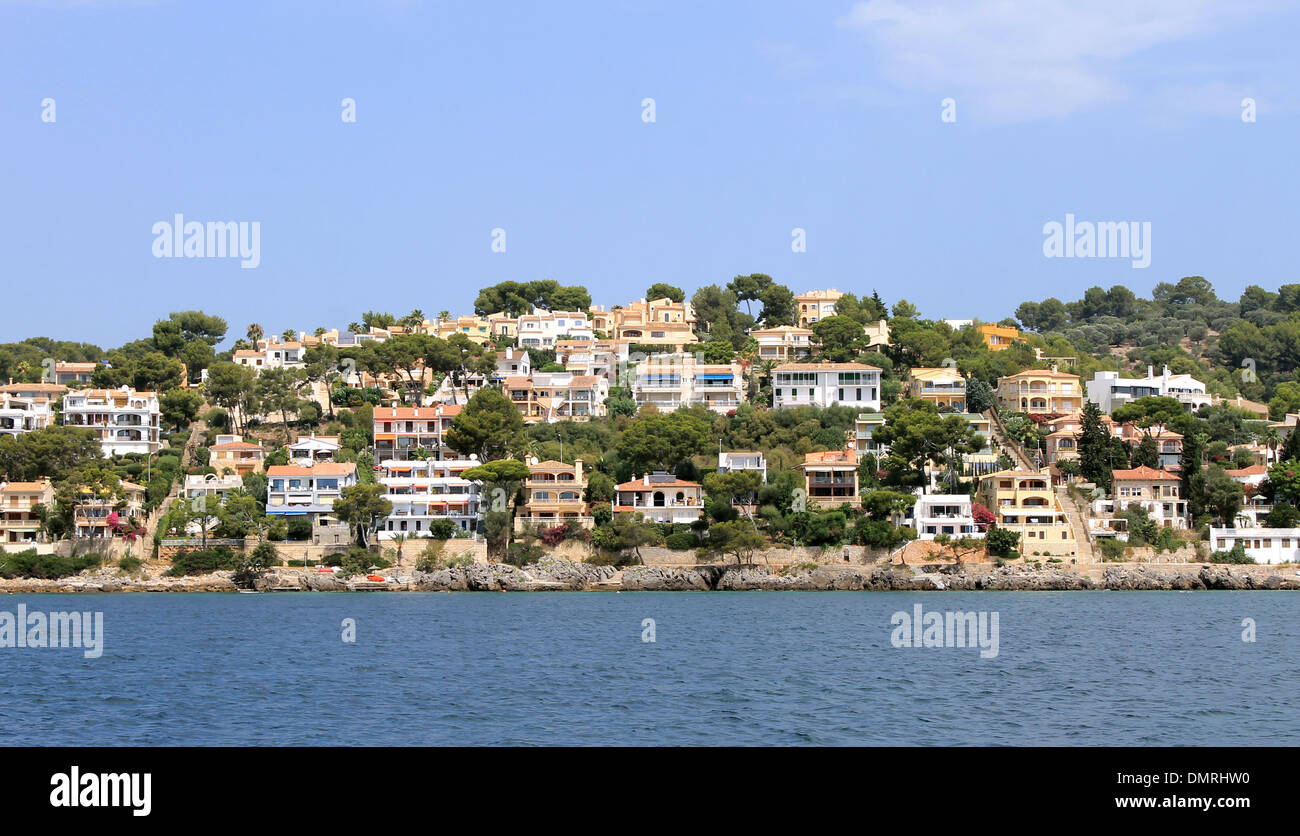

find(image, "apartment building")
[62,387,162,456]
[797,446,860,508]
[996,365,1082,416]
[0,478,54,546]
[516,458,591,530]
[631,354,745,414]
[378,457,482,539]
[795,289,843,327]
[977,469,1077,553]
[592,298,698,350]
[907,367,967,411]
[1090,466,1187,533]
[516,308,593,348]
[978,324,1019,351]
[751,325,814,364]
[613,472,704,523]
[773,362,881,411]
[373,404,463,461]
[208,434,265,475]
[1086,366,1212,414]
[266,462,358,524]
[504,373,608,423]
[0,392,57,438]
[73,481,146,538]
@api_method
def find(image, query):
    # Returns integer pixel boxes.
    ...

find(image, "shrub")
[0,550,103,580]
[1210,541,1255,565]
[426,519,458,540]
[166,547,241,576]
[117,556,143,572]
[505,542,545,567]
[338,547,390,577]
[664,531,698,550]
[984,527,1021,558]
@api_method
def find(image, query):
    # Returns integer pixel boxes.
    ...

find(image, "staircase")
[1055,484,1096,563]
[984,408,1038,471]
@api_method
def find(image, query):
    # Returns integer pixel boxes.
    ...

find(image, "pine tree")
[1077,401,1112,489]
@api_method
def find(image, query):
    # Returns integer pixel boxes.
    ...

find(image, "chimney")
[1147,365,1153,379]
[643,473,650,486]
[1050,364,1058,374]
[574,458,583,478]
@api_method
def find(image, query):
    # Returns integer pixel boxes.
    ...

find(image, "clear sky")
[2,0,1297,348]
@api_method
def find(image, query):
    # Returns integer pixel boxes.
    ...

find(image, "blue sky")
[2,0,1297,348]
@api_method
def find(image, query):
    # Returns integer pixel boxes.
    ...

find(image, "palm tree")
[247,323,264,343]
[390,533,409,569]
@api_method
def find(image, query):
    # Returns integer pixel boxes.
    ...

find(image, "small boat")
[366,574,387,582]
[237,589,261,594]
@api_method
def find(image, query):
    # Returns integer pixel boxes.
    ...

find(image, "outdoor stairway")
[1055,485,1097,563]
[984,408,1039,471]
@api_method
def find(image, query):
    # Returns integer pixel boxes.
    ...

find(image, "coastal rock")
[621,565,714,591]
[303,572,348,592]
[523,557,616,589]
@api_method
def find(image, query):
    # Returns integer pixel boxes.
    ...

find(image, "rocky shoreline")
[4,557,1300,593]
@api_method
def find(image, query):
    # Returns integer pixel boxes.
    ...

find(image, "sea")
[1,591,1295,746]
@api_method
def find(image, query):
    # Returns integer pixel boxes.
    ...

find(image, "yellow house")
[208,434,265,476]
[997,365,1082,416]
[434,315,494,345]
[907,367,967,411]
[795,289,844,327]
[978,469,1077,554]
[516,458,592,530]
[593,298,698,350]
[979,324,1020,351]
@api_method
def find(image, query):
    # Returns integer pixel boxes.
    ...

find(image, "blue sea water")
[0,591,1296,746]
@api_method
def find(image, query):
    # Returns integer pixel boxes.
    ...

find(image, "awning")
[698,374,733,380]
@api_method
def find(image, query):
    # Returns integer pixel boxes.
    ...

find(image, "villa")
[773,362,881,410]
[996,366,1082,416]
[516,458,591,530]
[613,473,704,523]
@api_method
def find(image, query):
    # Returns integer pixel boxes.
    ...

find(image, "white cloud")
[837,0,1271,121]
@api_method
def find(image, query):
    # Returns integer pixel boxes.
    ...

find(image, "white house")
[288,433,342,464]
[62,387,162,456]
[1209,528,1300,565]
[1086,366,1212,414]
[0,393,56,438]
[517,308,593,348]
[773,362,881,411]
[910,494,982,540]
[718,451,767,483]
[613,473,704,523]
